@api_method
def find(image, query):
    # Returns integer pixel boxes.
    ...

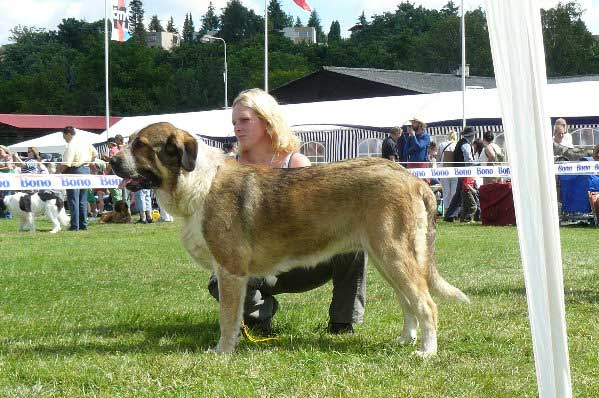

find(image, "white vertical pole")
[264,0,268,92]
[486,1,572,397]
[461,0,466,128]
[104,0,110,140]
[223,40,228,109]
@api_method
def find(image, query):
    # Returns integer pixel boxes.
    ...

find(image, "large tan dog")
[110,122,469,356]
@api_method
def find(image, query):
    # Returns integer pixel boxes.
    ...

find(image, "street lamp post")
[201,34,228,109]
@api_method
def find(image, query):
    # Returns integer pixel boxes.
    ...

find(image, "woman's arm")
[289,153,311,168]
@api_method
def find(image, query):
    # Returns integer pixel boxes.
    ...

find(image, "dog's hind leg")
[27,213,35,233]
[214,266,248,353]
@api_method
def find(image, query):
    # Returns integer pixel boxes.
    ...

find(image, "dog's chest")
[180,220,214,271]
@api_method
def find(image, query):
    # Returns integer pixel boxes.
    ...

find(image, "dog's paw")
[413,349,436,359]
[50,229,59,234]
[395,335,417,346]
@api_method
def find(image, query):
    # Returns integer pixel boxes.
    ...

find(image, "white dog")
[1,191,70,233]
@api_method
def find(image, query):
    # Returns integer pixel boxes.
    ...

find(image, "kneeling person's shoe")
[328,322,354,335]
[244,318,273,337]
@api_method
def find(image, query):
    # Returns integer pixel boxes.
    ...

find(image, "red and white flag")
[111,0,131,42]
[293,0,312,12]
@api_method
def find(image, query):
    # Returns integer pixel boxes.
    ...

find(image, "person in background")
[403,117,431,169]
[0,145,15,218]
[437,130,459,215]
[443,127,477,222]
[381,127,401,161]
[15,147,47,174]
[115,134,125,151]
[207,88,367,336]
[479,131,504,185]
[593,142,599,161]
[428,141,440,186]
[553,118,573,149]
[223,141,238,158]
[135,188,153,224]
[58,126,98,231]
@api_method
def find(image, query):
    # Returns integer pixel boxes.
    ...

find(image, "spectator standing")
[553,118,573,148]
[479,131,504,185]
[403,117,431,169]
[16,147,47,174]
[0,145,15,218]
[58,126,98,231]
[438,131,459,215]
[443,127,477,222]
[381,127,401,161]
[396,126,411,166]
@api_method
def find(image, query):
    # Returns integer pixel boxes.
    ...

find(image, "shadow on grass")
[8,318,413,357]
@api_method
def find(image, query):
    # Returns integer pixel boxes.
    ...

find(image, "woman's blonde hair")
[232,88,300,154]
[28,147,41,161]
[448,130,458,142]
[0,145,11,155]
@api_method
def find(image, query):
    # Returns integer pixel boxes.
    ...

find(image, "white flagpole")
[461,0,466,128]
[104,0,110,140]
[264,0,268,92]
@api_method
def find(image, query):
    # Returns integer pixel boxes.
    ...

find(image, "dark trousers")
[208,252,367,325]
[66,166,90,230]
[444,177,464,220]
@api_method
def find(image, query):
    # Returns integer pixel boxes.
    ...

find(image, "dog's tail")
[422,185,471,304]
[57,202,70,226]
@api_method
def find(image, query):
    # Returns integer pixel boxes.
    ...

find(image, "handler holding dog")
[207,88,367,336]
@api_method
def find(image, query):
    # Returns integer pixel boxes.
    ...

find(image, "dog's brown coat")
[110,122,469,355]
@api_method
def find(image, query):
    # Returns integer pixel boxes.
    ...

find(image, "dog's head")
[110,122,198,191]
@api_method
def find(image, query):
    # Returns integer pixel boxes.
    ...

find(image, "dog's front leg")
[214,267,248,353]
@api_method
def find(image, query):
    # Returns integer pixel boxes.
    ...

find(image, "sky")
[1,0,598,45]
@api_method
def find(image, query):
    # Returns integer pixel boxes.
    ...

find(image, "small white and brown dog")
[110,122,470,356]
[1,191,70,233]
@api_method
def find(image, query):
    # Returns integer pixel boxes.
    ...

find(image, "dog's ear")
[163,131,198,172]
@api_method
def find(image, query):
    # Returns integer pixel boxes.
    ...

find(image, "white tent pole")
[264,0,268,92]
[105,0,110,141]
[461,0,466,128]
[485,1,571,397]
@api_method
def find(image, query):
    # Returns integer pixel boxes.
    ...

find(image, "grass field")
[0,217,597,397]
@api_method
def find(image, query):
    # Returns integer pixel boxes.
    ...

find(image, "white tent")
[9,128,104,154]
[104,80,599,139]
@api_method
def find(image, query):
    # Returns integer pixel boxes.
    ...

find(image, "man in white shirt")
[58,126,98,231]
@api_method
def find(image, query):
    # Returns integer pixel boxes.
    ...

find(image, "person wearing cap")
[443,127,477,222]
[402,117,431,169]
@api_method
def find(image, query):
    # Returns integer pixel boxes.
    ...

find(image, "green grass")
[0,218,597,397]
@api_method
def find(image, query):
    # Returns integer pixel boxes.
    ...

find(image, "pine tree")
[201,1,220,34]
[166,16,178,33]
[307,10,324,43]
[268,0,293,31]
[328,20,341,42]
[128,0,146,38]
[358,11,368,27]
[182,13,195,42]
[148,15,164,32]
[294,16,303,27]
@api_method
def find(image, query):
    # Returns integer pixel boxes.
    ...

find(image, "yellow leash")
[241,321,279,343]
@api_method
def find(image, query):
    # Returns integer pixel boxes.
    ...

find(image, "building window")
[300,141,326,164]
[571,128,599,149]
[358,138,382,158]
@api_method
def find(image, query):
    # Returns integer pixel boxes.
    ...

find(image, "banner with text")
[0,162,598,190]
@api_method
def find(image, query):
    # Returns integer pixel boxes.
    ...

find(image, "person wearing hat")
[443,127,478,222]
[402,117,431,169]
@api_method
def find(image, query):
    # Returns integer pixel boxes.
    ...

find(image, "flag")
[111,0,132,42]
[293,0,312,12]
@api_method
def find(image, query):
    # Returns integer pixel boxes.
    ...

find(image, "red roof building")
[0,114,123,145]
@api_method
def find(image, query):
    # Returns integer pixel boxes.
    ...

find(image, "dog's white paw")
[395,335,417,346]
[50,229,59,234]
[413,349,436,359]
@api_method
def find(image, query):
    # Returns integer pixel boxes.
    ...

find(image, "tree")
[166,17,178,33]
[328,20,341,42]
[542,1,597,76]
[182,13,195,43]
[148,15,164,32]
[220,0,263,43]
[294,17,303,27]
[441,1,459,17]
[128,0,146,39]
[307,10,325,43]
[358,11,368,27]
[201,2,220,35]
[268,0,293,31]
